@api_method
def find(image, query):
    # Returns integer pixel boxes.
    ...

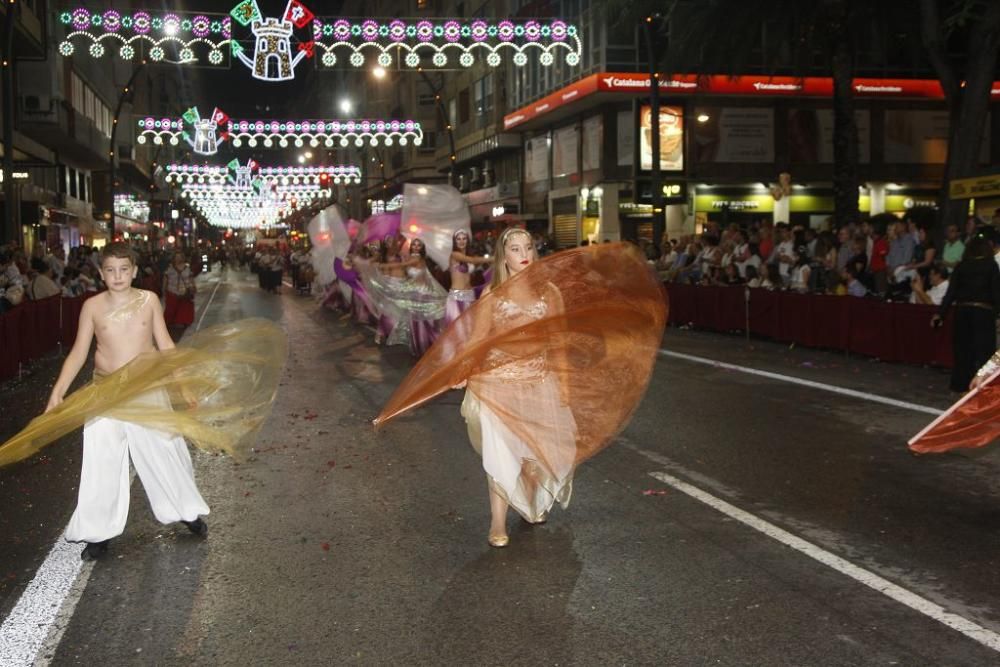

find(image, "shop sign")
[0,170,30,183]
[949,173,1000,200]
[503,72,1000,131]
[711,200,759,210]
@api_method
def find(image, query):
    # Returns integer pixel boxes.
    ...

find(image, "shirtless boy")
[47,242,209,561]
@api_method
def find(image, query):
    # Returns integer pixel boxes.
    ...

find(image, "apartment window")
[84,87,95,122]
[69,168,78,199]
[458,88,470,124]
[71,73,84,114]
[474,74,493,128]
[448,98,457,126]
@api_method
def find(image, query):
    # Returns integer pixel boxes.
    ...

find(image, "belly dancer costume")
[445,261,476,330]
[461,291,576,521]
[375,243,668,521]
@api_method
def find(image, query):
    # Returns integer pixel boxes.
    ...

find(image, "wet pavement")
[3,268,1000,665]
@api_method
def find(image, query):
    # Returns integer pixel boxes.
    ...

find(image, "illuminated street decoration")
[311,18,580,69]
[165,162,362,186]
[114,194,150,223]
[136,108,229,156]
[139,112,421,150]
[173,164,337,228]
[59,7,582,77]
[227,118,423,148]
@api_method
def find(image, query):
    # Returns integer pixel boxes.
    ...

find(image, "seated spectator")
[27,257,61,300]
[61,267,84,297]
[895,222,937,284]
[843,265,869,297]
[78,263,100,292]
[747,264,775,289]
[718,262,744,286]
[910,263,950,306]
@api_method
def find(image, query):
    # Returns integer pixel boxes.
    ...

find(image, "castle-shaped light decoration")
[58,5,582,77]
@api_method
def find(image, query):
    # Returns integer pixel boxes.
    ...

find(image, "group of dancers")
[2,180,995,560]
[321,227,491,357]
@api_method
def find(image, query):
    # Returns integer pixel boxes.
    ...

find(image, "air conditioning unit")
[21,94,55,117]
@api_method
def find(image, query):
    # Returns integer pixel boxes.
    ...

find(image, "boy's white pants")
[65,411,210,543]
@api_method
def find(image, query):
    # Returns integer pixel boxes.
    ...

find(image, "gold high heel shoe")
[488,533,509,548]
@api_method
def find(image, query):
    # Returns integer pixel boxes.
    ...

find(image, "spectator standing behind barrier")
[942,224,966,269]
[933,237,1000,392]
[28,257,61,300]
[887,220,917,284]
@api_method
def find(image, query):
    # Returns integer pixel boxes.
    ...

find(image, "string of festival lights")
[137,112,423,155]
[58,5,581,82]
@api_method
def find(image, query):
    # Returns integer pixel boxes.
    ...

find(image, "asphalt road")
[3,267,1000,666]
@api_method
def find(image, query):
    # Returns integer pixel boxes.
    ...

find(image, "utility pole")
[2,1,18,245]
[642,15,665,251]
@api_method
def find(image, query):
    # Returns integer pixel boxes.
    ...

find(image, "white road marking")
[195,279,222,332]
[1,281,224,664]
[0,539,88,666]
[659,349,941,415]
[648,469,1000,653]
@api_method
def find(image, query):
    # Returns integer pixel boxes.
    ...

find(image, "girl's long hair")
[490,227,535,290]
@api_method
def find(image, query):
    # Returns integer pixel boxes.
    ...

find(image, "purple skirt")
[410,319,439,356]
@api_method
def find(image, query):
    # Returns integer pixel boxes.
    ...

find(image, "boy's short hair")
[101,242,136,266]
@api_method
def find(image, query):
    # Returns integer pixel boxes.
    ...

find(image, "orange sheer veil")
[909,369,1000,454]
[0,318,287,468]
[375,242,667,469]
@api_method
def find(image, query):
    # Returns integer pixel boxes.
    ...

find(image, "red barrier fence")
[666,284,955,368]
[0,296,89,382]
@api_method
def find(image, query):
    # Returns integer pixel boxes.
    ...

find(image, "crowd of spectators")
[0,241,210,314]
[653,210,1000,308]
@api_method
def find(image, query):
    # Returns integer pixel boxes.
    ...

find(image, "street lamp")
[339,98,353,114]
[372,65,387,79]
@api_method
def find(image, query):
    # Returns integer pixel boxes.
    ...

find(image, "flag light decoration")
[59,4,582,78]
[138,111,422,154]
[137,107,230,156]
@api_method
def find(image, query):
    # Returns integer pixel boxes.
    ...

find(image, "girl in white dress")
[460,228,577,547]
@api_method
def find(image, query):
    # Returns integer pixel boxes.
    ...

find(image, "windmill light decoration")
[165,162,362,186]
[59,5,581,78]
[139,111,421,154]
[136,108,229,156]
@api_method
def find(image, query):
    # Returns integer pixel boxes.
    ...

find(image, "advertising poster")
[552,125,579,178]
[883,111,989,164]
[617,110,634,166]
[639,105,684,171]
[691,108,774,163]
[785,109,871,163]
[524,136,549,183]
[582,115,603,172]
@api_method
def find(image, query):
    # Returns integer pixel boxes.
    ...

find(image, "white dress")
[461,293,577,522]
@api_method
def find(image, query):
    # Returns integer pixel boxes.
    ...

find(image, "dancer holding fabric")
[445,229,491,330]
[362,237,448,356]
[47,244,208,560]
[375,236,666,548]
[1,245,286,562]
